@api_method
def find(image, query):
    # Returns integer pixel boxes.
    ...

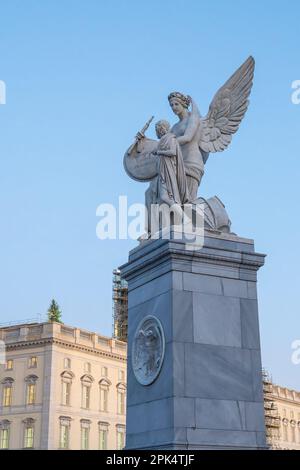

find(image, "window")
[59,417,71,449]
[117,384,126,415]
[28,357,37,368]
[24,426,34,448]
[0,421,10,449]
[0,429,9,449]
[291,421,296,442]
[80,420,90,450]
[118,370,125,381]
[116,425,125,450]
[3,387,12,407]
[118,391,125,415]
[2,377,14,406]
[25,375,38,405]
[282,419,288,441]
[99,379,110,412]
[84,362,91,373]
[61,371,73,406]
[64,358,71,369]
[82,385,90,409]
[62,381,71,406]
[98,422,109,450]
[81,428,89,450]
[27,384,36,405]
[81,375,93,410]
[59,424,69,449]
[101,366,108,377]
[5,360,13,371]
[2,378,13,407]
[23,419,35,448]
[100,387,108,412]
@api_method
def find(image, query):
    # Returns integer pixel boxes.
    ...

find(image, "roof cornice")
[5,338,126,363]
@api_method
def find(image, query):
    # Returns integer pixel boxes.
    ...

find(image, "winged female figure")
[168,56,255,201]
[124,56,255,205]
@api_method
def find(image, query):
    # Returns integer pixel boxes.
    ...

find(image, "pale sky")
[0,0,299,390]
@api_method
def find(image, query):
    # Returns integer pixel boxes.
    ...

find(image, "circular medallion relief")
[132,315,165,386]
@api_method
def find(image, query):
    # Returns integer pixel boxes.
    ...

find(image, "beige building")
[1,320,300,451]
[0,322,127,450]
[271,384,300,450]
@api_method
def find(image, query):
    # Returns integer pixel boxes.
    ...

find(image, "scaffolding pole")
[112,269,128,342]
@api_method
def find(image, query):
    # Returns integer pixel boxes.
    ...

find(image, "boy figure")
[144,120,189,237]
[154,119,189,206]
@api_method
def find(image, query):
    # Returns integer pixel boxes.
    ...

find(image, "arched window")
[0,420,11,449]
[25,375,38,405]
[116,383,126,415]
[81,375,94,410]
[1,378,14,407]
[61,371,74,406]
[99,379,111,412]
[23,418,35,449]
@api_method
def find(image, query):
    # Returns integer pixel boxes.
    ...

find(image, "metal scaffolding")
[262,369,281,449]
[112,269,128,342]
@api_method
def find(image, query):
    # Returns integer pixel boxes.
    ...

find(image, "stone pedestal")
[120,231,267,450]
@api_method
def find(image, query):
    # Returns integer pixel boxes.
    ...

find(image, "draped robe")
[156,132,190,206]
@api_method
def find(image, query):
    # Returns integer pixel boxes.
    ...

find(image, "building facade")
[1,321,299,451]
[0,322,127,450]
[271,384,300,450]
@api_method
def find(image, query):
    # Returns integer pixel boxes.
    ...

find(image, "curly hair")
[155,120,170,137]
[168,92,190,109]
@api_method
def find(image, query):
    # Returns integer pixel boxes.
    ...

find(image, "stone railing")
[272,385,300,404]
[0,322,127,356]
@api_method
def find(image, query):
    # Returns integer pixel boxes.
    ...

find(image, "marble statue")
[121,56,267,450]
[124,56,255,235]
[154,120,189,207]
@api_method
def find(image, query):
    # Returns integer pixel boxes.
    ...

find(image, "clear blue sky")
[0,1,299,390]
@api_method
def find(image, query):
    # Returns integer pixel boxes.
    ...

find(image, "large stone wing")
[199,56,255,153]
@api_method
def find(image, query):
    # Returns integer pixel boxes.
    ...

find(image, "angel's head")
[155,120,170,138]
[168,92,190,117]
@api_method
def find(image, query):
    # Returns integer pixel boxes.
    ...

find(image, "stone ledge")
[121,237,265,287]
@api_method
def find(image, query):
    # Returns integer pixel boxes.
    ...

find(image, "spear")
[127,115,154,155]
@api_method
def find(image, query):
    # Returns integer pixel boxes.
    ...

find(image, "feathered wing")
[199,56,255,154]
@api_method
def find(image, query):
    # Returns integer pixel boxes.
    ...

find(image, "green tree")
[47,299,62,323]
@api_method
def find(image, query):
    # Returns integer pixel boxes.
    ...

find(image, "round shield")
[123,138,158,182]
